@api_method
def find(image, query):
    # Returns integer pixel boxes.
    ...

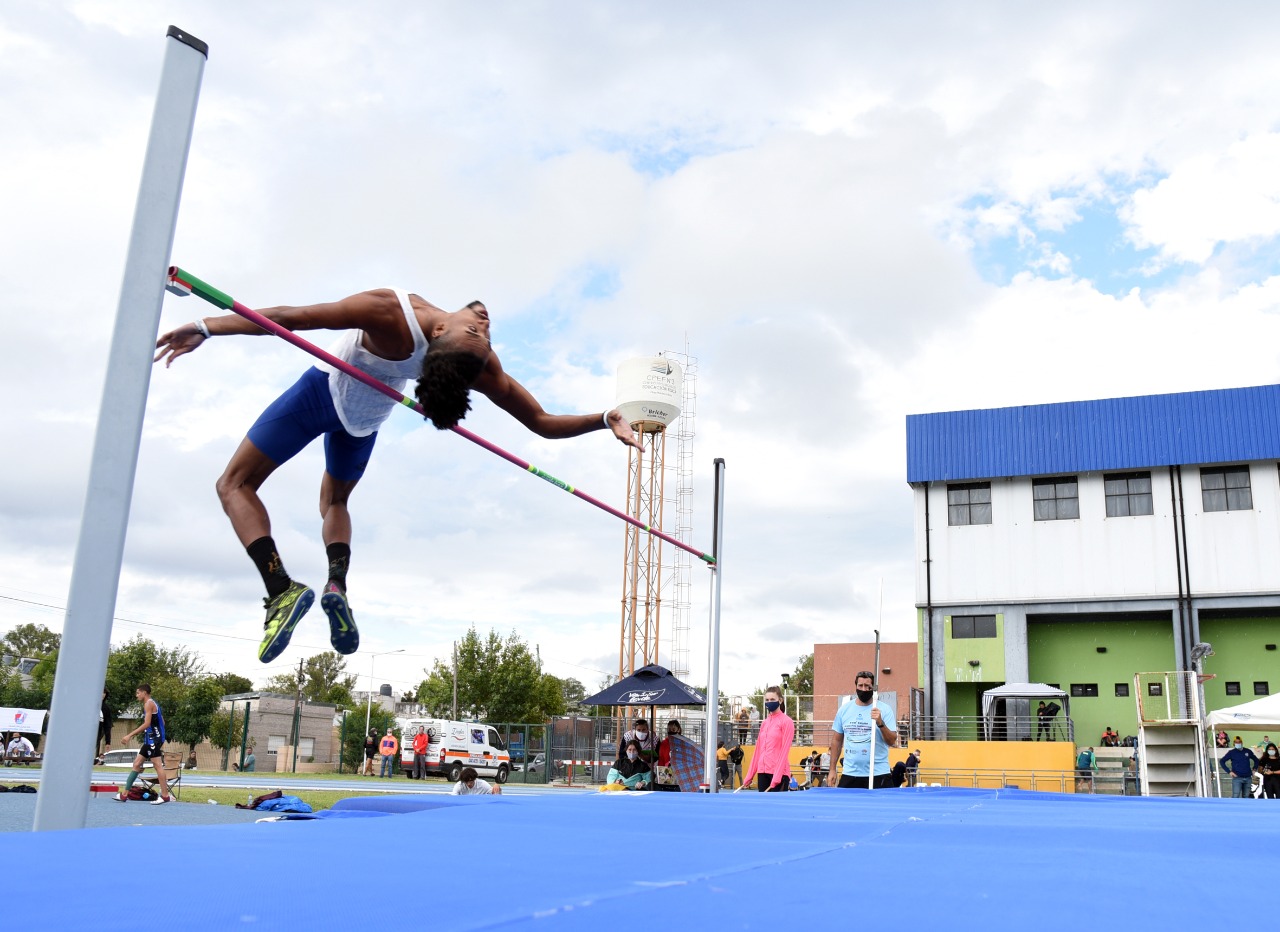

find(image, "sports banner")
[0,708,46,734]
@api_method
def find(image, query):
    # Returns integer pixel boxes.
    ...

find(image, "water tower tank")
[615,356,683,432]
[379,683,393,697]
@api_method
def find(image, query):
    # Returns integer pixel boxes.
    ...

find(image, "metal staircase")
[1134,671,1209,797]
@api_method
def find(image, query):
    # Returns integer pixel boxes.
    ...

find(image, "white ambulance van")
[397,719,511,784]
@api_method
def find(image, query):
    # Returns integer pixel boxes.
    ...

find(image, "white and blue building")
[907,383,1280,742]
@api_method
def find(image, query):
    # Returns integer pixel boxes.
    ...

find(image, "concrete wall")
[915,461,1280,605]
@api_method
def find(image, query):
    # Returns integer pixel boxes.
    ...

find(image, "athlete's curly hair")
[416,338,486,430]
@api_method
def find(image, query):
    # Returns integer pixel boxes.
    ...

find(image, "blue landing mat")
[5,788,1276,930]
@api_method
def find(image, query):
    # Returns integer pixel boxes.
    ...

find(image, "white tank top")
[316,289,427,437]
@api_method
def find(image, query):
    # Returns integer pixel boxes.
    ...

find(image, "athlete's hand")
[605,410,643,450]
[154,322,207,367]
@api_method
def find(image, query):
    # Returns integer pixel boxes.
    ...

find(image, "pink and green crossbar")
[165,265,715,565]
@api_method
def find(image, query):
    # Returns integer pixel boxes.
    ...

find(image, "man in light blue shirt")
[827,671,898,789]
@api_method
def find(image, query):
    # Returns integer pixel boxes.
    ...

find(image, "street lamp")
[365,648,406,737]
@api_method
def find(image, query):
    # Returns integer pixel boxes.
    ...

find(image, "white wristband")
[603,409,613,430]
[193,318,211,339]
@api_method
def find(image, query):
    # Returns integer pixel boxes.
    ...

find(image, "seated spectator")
[621,718,659,763]
[607,739,652,790]
[657,720,704,792]
[451,766,502,796]
[186,749,198,770]
[232,746,257,772]
[1215,730,1229,749]
[5,734,35,765]
[1101,727,1119,748]
[905,748,921,786]
[890,760,908,788]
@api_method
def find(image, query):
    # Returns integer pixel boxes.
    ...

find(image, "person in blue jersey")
[115,684,174,805]
[827,671,899,789]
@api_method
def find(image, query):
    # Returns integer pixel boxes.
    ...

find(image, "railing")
[909,766,1133,794]
[907,714,1074,743]
[1135,671,1200,724]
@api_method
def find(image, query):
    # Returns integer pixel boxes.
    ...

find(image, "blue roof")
[906,384,1280,483]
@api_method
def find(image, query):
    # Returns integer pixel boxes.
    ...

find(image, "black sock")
[247,536,292,600]
[326,542,351,591]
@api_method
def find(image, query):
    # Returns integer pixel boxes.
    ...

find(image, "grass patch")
[192,786,387,811]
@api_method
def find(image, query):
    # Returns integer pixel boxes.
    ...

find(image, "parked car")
[517,753,546,774]
[99,749,139,768]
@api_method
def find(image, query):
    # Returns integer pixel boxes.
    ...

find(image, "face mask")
[855,688,874,703]
[1234,743,1243,749]
[635,729,647,738]
[626,749,638,760]
[765,700,780,713]
[1269,750,1277,757]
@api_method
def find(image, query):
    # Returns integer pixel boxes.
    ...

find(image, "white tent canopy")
[1205,692,1280,732]
[981,684,1071,742]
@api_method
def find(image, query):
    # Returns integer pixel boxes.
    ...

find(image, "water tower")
[615,354,696,686]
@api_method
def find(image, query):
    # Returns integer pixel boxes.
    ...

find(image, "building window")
[266,735,288,754]
[951,615,997,638]
[1070,684,1099,697]
[1256,681,1271,695]
[1225,682,1241,696]
[1148,683,1162,697]
[1201,465,1252,512]
[297,737,315,758]
[947,482,992,526]
[1033,476,1079,520]
[1104,471,1153,517]
[1115,683,1130,698]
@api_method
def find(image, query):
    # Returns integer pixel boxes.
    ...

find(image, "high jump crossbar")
[165,266,715,565]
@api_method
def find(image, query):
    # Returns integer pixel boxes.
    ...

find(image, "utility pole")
[289,658,303,772]
[452,641,459,720]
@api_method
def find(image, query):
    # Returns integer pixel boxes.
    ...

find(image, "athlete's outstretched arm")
[475,355,642,449]
[154,289,401,367]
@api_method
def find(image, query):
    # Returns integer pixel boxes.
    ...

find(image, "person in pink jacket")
[740,686,795,792]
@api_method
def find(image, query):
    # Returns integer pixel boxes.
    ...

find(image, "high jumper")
[155,280,641,664]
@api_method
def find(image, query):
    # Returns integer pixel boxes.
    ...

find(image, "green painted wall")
[944,614,1006,683]
[1200,616,1280,715]
[1027,617,1176,744]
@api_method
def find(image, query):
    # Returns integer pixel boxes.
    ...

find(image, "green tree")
[413,627,567,724]
[790,653,814,697]
[207,708,245,764]
[0,623,61,658]
[560,677,588,713]
[209,672,255,697]
[166,678,224,751]
[263,652,357,707]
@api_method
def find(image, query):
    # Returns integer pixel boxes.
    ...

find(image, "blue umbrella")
[581,664,706,707]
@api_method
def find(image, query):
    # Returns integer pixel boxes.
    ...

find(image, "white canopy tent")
[981,683,1072,742]
[1204,693,1280,797]
[1205,692,1280,733]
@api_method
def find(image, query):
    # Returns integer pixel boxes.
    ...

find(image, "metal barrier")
[911,766,1133,794]
[907,714,1075,743]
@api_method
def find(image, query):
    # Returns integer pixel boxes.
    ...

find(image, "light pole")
[365,648,406,738]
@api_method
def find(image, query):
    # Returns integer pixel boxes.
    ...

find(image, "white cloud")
[1124,133,1280,264]
[6,2,1280,699]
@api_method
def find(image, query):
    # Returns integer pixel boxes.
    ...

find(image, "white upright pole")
[34,27,206,833]
[869,622,881,790]
[703,458,725,793]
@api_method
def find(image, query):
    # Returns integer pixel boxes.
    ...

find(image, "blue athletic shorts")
[247,367,378,482]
